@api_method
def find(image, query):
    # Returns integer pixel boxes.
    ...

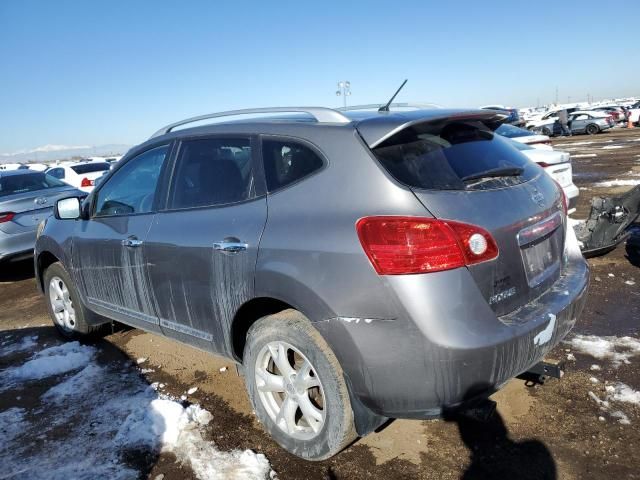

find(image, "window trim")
[161,134,261,213]
[259,134,328,195]
[89,142,174,219]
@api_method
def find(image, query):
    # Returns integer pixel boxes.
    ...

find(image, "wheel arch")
[36,250,60,293]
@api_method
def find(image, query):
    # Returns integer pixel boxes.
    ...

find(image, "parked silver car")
[0,170,83,262]
[35,106,589,460]
[568,111,614,135]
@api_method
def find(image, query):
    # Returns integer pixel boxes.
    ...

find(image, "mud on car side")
[35,106,589,460]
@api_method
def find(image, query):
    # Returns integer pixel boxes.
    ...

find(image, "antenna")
[379,79,408,112]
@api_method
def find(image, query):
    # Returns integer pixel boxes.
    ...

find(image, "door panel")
[145,199,267,353]
[73,214,160,331]
[144,136,267,354]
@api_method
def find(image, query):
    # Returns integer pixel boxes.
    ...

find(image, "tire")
[541,127,552,136]
[586,124,599,135]
[243,309,357,460]
[43,262,103,339]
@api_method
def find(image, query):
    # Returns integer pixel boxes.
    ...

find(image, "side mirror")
[55,197,82,220]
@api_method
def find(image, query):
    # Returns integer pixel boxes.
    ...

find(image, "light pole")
[336,81,351,108]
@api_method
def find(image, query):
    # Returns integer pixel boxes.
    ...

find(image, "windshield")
[373,120,538,191]
[495,123,535,138]
[0,172,68,197]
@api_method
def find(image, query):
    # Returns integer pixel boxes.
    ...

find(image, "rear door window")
[262,139,324,192]
[372,121,538,191]
[169,137,254,209]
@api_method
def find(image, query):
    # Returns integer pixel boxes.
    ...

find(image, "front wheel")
[243,310,357,460]
[44,262,101,339]
[586,124,600,135]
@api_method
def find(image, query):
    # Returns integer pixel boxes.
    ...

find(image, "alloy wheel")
[255,341,326,440]
[49,276,77,333]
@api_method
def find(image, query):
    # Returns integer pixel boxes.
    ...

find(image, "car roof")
[0,169,43,177]
[146,107,507,150]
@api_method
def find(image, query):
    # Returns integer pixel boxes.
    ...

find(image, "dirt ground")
[1,128,639,479]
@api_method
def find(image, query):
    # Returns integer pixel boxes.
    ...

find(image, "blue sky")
[1,0,638,152]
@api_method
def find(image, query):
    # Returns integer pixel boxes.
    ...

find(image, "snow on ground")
[0,337,272,480]
[593,179,640,187]
[0,341,96,390]
[0,334,38,356]
[572,154,598,158]
[601,145,626,150]
[588,382,640,424]
[566,335,640,366]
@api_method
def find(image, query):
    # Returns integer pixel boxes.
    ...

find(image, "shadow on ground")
[443,385,556,480]
[0,258,35,282]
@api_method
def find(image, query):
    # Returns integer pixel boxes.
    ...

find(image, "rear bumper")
[0,229,36,261]
[316,240,589,419]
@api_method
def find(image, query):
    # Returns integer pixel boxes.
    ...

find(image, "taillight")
[356,216,499,275]
[553,180,568,215]
[80,177,94,187]
[0,212,15,223]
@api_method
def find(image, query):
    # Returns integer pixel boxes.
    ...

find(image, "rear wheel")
[586,124,600,135]
[44,262,101,339]
[541,127,552,136]
[243,310,356,460]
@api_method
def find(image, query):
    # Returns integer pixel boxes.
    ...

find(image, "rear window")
[495,124,535,138]
[71,163,110,174]
[0,172,67,197]
[373,121,538,191]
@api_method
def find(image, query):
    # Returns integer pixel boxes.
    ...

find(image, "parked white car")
[45,161,111,192]
[510,140,578,213]
[0,163,23,171]
[496,124,553,150]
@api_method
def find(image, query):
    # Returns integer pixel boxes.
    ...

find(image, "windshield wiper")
[461,166,524,183]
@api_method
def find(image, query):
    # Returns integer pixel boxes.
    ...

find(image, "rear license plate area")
[518,212,564,287]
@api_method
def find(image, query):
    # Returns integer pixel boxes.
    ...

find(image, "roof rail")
[337,102,442,112]
[149,107,351,139]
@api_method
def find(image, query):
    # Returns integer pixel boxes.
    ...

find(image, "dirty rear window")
[71,163,110,174]
[372,121,538,191]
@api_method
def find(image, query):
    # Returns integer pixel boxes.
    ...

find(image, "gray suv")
[35,106,589,460]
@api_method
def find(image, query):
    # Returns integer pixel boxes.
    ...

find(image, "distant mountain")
[0,144,132,164]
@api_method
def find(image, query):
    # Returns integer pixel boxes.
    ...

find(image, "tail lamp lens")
[0,212,16,223]
[356,216,498,275]
[80,177,93,187]
[553,180,568,215]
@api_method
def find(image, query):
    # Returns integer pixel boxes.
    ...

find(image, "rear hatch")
[71,162,110,187]
[359,112,566,316]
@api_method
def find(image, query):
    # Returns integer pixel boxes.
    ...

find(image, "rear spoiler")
[354,109,510,149]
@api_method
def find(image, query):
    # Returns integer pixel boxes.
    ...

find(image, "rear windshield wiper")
[461,166,524,183]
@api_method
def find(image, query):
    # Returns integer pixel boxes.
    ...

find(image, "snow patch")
[0,407,28,446]
[566,335,640,366]
[601,145,626,150]
[0,335,38,357]
[2,342,96,383]
[0,337,273,479]
[572,154,597,158]
[594,179,640,187]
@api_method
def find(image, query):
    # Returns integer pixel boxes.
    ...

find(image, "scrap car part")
[573,185,640,257]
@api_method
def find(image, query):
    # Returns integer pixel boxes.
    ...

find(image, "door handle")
[213,240,248,253]
[122,237,143,248]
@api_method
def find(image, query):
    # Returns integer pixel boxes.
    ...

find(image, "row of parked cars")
[524,102,640,136]
[0,103,590,461]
